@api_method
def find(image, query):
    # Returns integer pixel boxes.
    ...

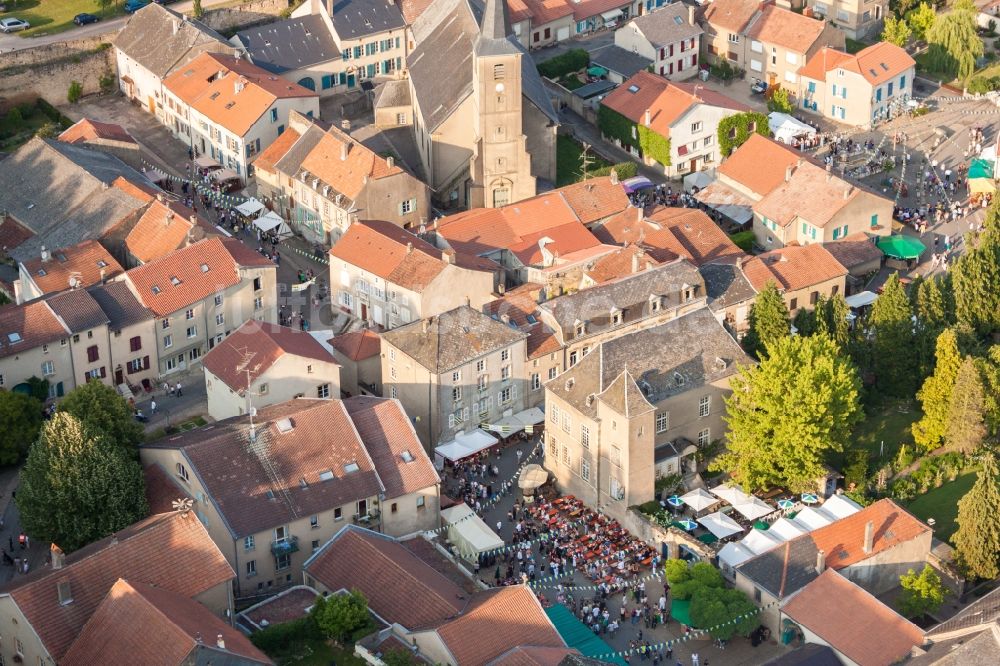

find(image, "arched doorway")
[297,77,316,91]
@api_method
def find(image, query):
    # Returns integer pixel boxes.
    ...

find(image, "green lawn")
[558,74,585,91]
[845,38,869,55]
[266,638,366,666]
[914,51,956,83]
[0,0,124,37]
[556,135,611,187]
[905,470,978,543]
[847,399,919,467]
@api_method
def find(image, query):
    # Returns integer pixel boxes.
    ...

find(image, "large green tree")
[953,223,1000,335]
[58,381,144,454]
[882,16,913,46]
[0,391,43,465]
[945,358,987,454]
[913,275,955,377]
[311,590,370,643]
[926,0,984,83]
[815,294,852,352]
[907,3,937,41]
[912,328,962,451]
[870,273,918,397]
[16,413,148,552]
[743,281,789,359]
[977,345,1000,434]
[897,564,947,619]
[953,453,1000,579]
[689,586,758,641]
[712,335,863,492]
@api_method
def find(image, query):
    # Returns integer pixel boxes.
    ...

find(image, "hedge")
[35,98,74,129]
[249,616,323,653]
[537,49,590,80]
[717,111,770,157]
[591,162,638,179]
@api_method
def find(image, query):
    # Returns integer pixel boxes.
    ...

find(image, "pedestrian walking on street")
[151,399,157,415]
[691,653,699,666]
[175,382,183,397]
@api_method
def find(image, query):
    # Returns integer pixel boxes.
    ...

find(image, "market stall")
[253,210,293,238]
[433,429,499,469]
[440,503,504,557]
[768,112,817,145]
[697,511,744,539]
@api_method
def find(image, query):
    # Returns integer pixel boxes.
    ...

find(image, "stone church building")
[403,0,559,209]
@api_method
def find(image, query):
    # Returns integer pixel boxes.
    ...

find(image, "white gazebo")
[710,484,749,505]
[235,197,266,217]
[731,496,775,521]
[768,112,817,144]
[697,511,744,539]
[680,488,719,512]
[792,506,836,531]
[767,517,809,542]
[819,494,863,519]
[718,542,757,574]
[440,503,504,557]
[740,528,784,555]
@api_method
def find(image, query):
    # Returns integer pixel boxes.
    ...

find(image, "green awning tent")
[877,235,926,260]
[587,65,609,77]
[545,604,627,665]
[697,533,719,544]
[670,599,693,627]
[969,158,994,180]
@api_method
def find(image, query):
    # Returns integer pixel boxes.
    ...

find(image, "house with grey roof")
[589,44,653,85]
[381,305,529,448]
[699,260,757,337]
[113,3,236,120]
[88,281,157,390]
[543,305,752,523]
[615,3,703,80]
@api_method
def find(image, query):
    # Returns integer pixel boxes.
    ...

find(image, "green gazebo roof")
[877,235,926,260]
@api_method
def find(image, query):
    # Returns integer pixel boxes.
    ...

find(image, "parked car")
[73,13,100,26]
[0,17,30,33]
[124,0,151,13]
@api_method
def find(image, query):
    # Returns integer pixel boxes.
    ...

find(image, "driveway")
[530,30,616,65]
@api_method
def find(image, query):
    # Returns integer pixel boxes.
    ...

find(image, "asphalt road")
[0,0,234,52]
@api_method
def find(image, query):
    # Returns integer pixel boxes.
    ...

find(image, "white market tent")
[518,464,548,493]
[767,517,809,542]
[845,291,879,309]
[488,413,524,436]
[818,494,863,519]
[718,542,757,571]
[741,527,784,555]
[434,429,499,468]
[732,496,775,521]
[236,197,266,217]
[792,506,836,531]
[680,488,718,512]
[768,112,817,144]
[515,407,545,426]
[253,210,293,237]
[683,170,714,192]
[441,503,504,556]
[710,484,749,505]
[698,511,744,539]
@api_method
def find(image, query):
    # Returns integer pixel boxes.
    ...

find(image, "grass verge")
[1,0,123,38]
[905,470,977,543]
[556,135,611,187]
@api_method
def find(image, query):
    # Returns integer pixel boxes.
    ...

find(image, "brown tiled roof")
[437,586,565,665]
[823,232,883,271]
[798,47,855,82]
[253,126,300,174]
[126,237,273,317]
[111,176,158,203]
[396,0,436,24]
[753,161,862,228]
[572,0,633,21]
[0,300,68,360]
[44,288,110,333]
[144,463,192,515]
[645,207,745,265]
[201,320,336,391]
[330,220,448,292]
[164,53,316,136]
[2,512,234,661]
[584,245,664,284]
[305,527,467,629]
[519,0,575,27]
[809,499,930,570]
[300,128,403,200]
[557,176,630,225]
[742,244,847,293]
[484,285,562,359]
[62,579,271,666]
[21,240,124,295]
[329,329,382,362]
[802,43,915,86]
[490,646,577,666]
[126,199,216,264]
[58,119,136,145]
[702,0,765,33]
[142,399,384,538]
[782,570,924,666]
[717,134,802,198]
[747,6,827,54]
[0,214,36,252]
[343,396,439,499]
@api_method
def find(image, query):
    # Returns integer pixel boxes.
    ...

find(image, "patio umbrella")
[666,495,684,507]
[680,488,718,511]
[622,176,654,194]
[675,519,697,531]
[877,235,926,260]
[801,493,819,504]
[777,499,795,510]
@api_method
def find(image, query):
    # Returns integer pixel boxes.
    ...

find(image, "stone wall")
[198,0,289,33]
[0,37,114,108]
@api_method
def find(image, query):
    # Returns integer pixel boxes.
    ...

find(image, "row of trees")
[663,560,757,640]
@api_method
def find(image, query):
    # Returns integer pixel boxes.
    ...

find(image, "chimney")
[863,520,874,554]
[422,318,430,334]
[340,142,349,161]
[50,544,65,570]
[635,206,643,223]
[110,534,119,546]
[501,313,511,324]
[826,163,832,182]
[785,164,794,182]
[406,241,413,255]
[643,109,651,127]
[100,267,106,284]
[688,4,696,25]
[165,211,174,226]
[216,634,226,650]
[40,245,49,263]
[190,214,198,226]
[156,192,165,203]
[815,549,826,574]
[843,186,852,199]
[464,295,471,307]
[172,19,179,35]
[610,169,619,185]
[386,155,394,169]
[498,282,505,295]
[631,249,640,274]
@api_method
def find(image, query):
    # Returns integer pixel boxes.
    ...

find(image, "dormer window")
[682,284,696,302]
[170,276,181,286]
[650,295,661,312]
[674,372,685,386]
[575,320,586,336]
[611,309,623,326]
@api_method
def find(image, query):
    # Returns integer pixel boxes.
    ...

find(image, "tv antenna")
[579,142,595,181]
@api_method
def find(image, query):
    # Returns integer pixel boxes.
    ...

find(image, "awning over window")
[601,9,624,21]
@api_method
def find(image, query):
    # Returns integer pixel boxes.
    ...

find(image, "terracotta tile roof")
[396,0,436,24]
[850,42,916,85]
[343,396,439,499]
[329,329,382,361]
[798,46,855,82]
[144,463,192,515]
[822,232,883,271]
[717,134,802,198]
[584,244,664,284]
[0,300,68,360]
[142,399,384,538]
[126,237,273,317]
[305,526,468,629]
[202,321,336,391]
[299,127,403,201]
[21,240,123,295]
[254,126,300,173]
[63,579,271,666]
[595,206,745,267]
[2,511,234,661]
[437,586,565,665]
[782,570,924,666]
[702,0,765,33]
[594,208,684,263]
[489,646,577,666]
[0,214,35,252]
[163,53,316,136]
[511,223,604,266]
[58,119,136,145]
[330,219,449,291]
[507,0,533,23]
[554,176,630,225]
[572,0,633,22]
[87,281,154,330]
[742,244,847,292]
[754,160,861,227]
[809,499,931,570]
[125,198,216,264]
[111,175,158,203]
[747,6,828,54]
[520,0,575,26]
[484,284,562,359]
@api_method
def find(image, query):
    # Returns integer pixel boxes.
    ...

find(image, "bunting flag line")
[527,569,664,591]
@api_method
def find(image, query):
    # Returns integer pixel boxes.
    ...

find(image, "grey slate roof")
[373,80,412,108]
[546,306,750,417]
[763,644,841,666]
[573,79,617,100]
[407,0,556,131]
[736,534,821,600]
[631,3,703,48]
[233,15,340,73]
[273,125,325,176]
[113,3,234,78]
[590,45,653,79]
[45,289,110,333]
[381,305,526,374]
[699,261,755,312]
[88,282,154,331]
[0,138,153,264]
[330,0,407,40]
[476,0,520,57]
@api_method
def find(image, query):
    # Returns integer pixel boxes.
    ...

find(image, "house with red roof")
[329,328,384,397]
[57,118,142,171]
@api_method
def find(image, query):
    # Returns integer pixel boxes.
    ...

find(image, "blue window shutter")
[808,81,815,93]
[876,88,882,102]
[870,214,878,227]
[900,75,906,89]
